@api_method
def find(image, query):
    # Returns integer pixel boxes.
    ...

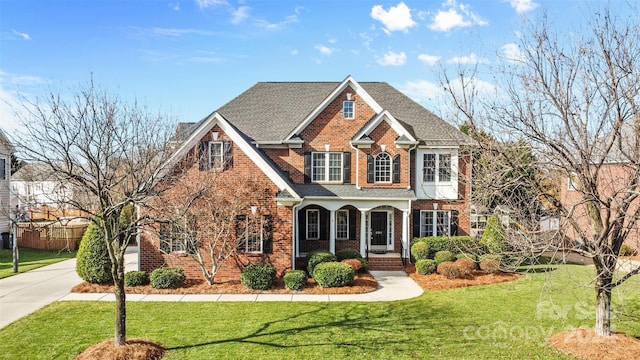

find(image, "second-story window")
[312,152,343,182]
[343,101,354,119]
[423,153,452,183]
[374,152,391,182]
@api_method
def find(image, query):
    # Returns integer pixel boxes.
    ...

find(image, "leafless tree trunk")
[11,78,174,346]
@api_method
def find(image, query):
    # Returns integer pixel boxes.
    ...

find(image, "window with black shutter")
[343,152,351,184]
[367,154,374,183]
[392,154,400,183]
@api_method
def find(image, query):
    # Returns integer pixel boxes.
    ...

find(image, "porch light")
[433,203,438,210]
[251,206,258,216]
[212,131,219,141]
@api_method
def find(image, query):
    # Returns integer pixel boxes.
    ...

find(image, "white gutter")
[407,142,419,190]
[349,142,361,190]
[291,201,303,270]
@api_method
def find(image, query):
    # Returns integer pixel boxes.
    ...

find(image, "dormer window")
[343,101,354,119]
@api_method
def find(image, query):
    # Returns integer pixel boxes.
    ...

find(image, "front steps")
[367,252,405,271]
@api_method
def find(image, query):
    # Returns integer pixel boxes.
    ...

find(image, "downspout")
[291,201,302,270]
[406,142,419,260]
[135,204,141,271]
[349,142,361,190]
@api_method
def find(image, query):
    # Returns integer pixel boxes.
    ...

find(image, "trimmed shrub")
[76,221,113,284]
[411,236,480,259]
[358,258,370,272]
[411,242,430,261]
[306,250,337,277]
[480,259,500,274]
[150,267,185,289]
[481,215,508,254]
[434,250,455,265]
[241,264,277,290]
[341,258,362,271]
[620,244,637,256]
[336,248,362,261]
[415,259,437,275]
[125,271,149,287]
[283,270,307,291]
[455,258,476,274]
[313,262,355,288]
[437,261,462,279]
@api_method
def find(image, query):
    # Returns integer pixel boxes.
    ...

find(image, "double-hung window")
[423,153,452,182]
[209,141,224,169]
[343,101,354,119]
[235,214,273,254]
[199,140,232,171]
[375,153,391,183]
[420,210,451,237]
[312,152,342,182]
[159,218,196,253]
[336,210,349,240]
[306,209,320,240]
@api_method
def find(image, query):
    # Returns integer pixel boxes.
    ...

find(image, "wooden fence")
[28,206,90,221]
[17,221,89,251]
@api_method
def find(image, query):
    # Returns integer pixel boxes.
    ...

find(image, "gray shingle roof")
[215,81,473,146]
[296,184,416,200]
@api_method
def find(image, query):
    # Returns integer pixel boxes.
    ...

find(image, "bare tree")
[11,79,174,346]
[149,164,269,285]
[443,8,640,337]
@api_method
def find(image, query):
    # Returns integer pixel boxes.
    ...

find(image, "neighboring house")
[0,128,13,234]
[140,76,474,280]
[11,163,74,211]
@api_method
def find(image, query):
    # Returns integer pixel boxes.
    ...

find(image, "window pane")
[375,153,391,182]
[312,153,325,182]
[210,142,223,169]
[0,158,5,180]
[307,210,319,239]
[439,154,451,182]
[336,210,348,239]
[423,154,435,182]
[328,153,343,182]
[343,101,354,119]
[436,211,450,236]
[420,211,433,237]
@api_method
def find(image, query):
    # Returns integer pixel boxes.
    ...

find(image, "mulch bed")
[72,273,378,295]
[548,328,640,360]
[404,264,522,290]
[73,338,164,360]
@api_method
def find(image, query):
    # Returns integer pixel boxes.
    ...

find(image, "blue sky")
[0,0,608,134]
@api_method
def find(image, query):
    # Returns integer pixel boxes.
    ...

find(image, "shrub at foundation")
[283,270,307,291]
[313,262,355,288]
[416,259,437,275]
[305,250,337,277]
[341,258,362,271]
[150,267,185,289]
[241,264,277,290]
[336,248,362,261]
[124,271,149,287]
[480,259,500,274]
[76,221,113,284]
[411,242,430,261]
[434,250,455,265]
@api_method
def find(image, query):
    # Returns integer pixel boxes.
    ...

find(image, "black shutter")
[392,154,400,183]
[235,215,246,252]
[450,210,459,236]
[198,141,208,171]
[186,216,197,254]
[343,152,351,184]
[304,152,311,183]
[367,154,374,183]
[159,222,170,253]
[223,141,233,170]
[348,209,357,240]
[262,215,273,254]
[412,210,421,239]
[319,208,329,240]
[298,209,307,241]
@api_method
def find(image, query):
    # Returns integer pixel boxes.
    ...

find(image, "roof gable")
[352,110,416,144]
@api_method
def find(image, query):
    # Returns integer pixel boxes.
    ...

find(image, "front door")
[370,211,388,249]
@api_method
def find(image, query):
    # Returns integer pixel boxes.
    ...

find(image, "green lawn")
[1,264,639,359]
[0,248,77,279]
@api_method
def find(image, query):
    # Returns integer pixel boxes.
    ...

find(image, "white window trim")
[368,209,394,250]
[0,157,6,180]
[306,209,320,240]
[336,209,349,240]
[374,152,392,183]
[311,152,343,183]
[343,100,355,119]
[423,153,452,183]
[209,141,224,169]
[243,217,263,254]
[568,172,578,191]
[420,210,451,237]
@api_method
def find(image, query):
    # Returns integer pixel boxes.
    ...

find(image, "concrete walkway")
[0,247,423,329]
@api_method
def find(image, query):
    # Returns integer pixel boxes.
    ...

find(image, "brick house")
[140,76,474,280]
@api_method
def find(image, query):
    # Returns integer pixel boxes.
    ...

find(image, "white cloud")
[231,6,250,24]
[253,13,298,31]
[171,2,180,11]
[500,43,525,63]
[371,2,416,34]
[0,71,44,134]
[377,51,406,66]
[12,29,30,40]
[398,79,444,104]
[417,54,440,66]
[429,1,488,32]
[315,44,333,56]
[447,52,489,64]
[195,0,227,9]
[506,0,539,14]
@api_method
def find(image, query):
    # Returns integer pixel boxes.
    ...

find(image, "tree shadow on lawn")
[166,300,455,354]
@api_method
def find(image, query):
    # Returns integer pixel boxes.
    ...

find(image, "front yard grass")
[0,264,639,359]
[0,248,77,279]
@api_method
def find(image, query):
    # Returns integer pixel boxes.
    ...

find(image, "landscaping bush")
[150,267,185,289]
[241,264,277,290]
[411,236,481,259]
[481,215,508,254]
[411,242,430,261]
[76,221,113,284]
[437,261,463,279]
[341,258,362,271]
[415,259,437,275]
[620,244,637,256]
[306,250,337,277]
[455,258,476,274]
[336,248,362,261]
[358,258,370,272]
[283,270,307,291]
[480,259,500,274]
[124,271,149,287]
[313,262,355,288]
[434,250,455,265]
[479,254,503,263]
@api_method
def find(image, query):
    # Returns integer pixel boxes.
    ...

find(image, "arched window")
[375,152,391,182]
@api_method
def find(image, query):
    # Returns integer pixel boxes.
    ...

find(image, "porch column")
[360,210,367,257]
[402,210,410,258]
[329,210,336,254]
